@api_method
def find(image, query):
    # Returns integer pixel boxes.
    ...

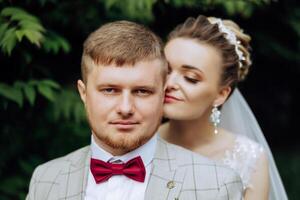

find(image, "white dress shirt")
[85,134,157,200]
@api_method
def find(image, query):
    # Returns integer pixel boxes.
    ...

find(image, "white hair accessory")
[213,19,246,68]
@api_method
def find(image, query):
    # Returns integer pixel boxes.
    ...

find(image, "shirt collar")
[91,134,157,167]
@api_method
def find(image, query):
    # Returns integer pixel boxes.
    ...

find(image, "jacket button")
[167,180,175,189]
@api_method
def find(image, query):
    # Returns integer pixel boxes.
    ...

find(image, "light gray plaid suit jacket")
[26,137,243,200]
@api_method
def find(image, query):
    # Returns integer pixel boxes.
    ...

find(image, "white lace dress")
[221,135,264,190]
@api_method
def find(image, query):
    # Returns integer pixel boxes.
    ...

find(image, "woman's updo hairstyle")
[168,15,252,88]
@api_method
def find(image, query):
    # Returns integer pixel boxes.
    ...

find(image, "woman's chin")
[163,111,190,121]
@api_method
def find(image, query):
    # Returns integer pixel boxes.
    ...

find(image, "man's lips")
[164,94,183,103]
[109,120,140,130]
[110,120,140,125]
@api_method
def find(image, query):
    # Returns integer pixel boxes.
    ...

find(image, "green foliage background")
[0,0,299,199]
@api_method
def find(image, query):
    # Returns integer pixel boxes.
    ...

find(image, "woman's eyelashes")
[183,71,201,84]
[184,76,199,84]
[167,64,201,84]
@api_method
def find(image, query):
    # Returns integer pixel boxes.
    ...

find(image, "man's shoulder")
[157,137,215,165]
[32,146,90,181]
[26,146,90,199]
[157,137,241,183]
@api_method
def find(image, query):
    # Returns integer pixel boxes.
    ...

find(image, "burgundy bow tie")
[90,156,146,183]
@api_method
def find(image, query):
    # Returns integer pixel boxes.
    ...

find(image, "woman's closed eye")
[184,76,200,84]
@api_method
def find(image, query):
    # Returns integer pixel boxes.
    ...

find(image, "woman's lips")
[164,94,183,103]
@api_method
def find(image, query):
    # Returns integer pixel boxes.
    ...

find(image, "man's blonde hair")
[81,20,167,83]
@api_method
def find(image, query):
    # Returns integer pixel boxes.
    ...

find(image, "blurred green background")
[0,0,299,199]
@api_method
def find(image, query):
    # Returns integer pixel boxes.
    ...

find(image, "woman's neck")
[166,115,215,150]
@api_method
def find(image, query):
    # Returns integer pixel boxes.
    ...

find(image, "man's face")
[78,59,165,155]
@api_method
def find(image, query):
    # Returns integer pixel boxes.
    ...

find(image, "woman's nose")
[166,73,180,92]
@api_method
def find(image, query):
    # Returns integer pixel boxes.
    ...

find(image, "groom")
[26,21,243,200]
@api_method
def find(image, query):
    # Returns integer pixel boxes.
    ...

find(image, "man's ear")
[77,80,87,104]
[213,86,231,107]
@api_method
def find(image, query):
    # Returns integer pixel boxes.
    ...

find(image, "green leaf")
[0,27,17,55]
[10,11,40,23]
[41,79,61,89]
[28,79,39,86]
[15,30,25,42]
[13,81,25,89]
[24,84,36,106]
[105,0,120,9]
[43,31,71,54]
[0,22,9,41]
[242,6,253,18]
[104,0,156,22]
[0,83,23,107]
[58,36,71,53]
[223,1,235,16]
[1,7,27,17]
[0,7,46,53]
[1,7,40,24]
[37,83,55,101]
[18,19,45,32]
[23,29,44,47]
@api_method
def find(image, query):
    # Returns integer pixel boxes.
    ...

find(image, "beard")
[97,132,153,153]
[91,120,161,155]
[86,104,163,154]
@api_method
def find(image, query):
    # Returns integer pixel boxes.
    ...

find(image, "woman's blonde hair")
[168,15,252,88]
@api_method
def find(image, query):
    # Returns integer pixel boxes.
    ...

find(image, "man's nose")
[116,92,135,117]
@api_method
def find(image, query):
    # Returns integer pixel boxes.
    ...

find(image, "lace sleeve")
[222,136,264,189]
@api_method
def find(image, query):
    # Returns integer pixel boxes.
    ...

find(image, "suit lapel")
[58,147,91,200]
[145,138,186,200]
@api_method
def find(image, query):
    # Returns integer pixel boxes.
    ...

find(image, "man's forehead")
[96,60,162,74]
[91,65,162,86]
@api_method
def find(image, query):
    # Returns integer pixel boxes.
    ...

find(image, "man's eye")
[135,89,152,96]
[101,88,118,94]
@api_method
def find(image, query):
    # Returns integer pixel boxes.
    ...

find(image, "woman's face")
[164,38,229,120]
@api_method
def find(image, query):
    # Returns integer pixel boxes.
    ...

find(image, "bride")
[159,15,288,199]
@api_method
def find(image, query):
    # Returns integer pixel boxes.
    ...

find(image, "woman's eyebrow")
[182,65,204,74]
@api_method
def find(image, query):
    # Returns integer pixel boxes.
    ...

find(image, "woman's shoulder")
[222,133,266,188]
[223,133,265,166]
[234,135,265,154]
